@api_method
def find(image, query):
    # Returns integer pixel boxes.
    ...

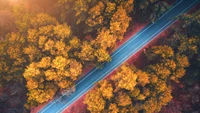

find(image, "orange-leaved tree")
[23,13,83,108]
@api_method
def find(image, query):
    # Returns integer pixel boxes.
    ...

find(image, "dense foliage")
[0,0,136,110]
[0,0,199,112]
[85,44,190,113]
[85,6,200,113]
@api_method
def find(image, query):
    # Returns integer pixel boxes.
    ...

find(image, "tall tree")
[134,0,170,22]
[85,64,174,113]
[22,13,83,108]
[0,33,27,87]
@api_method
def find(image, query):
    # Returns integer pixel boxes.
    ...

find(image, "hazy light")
[9,0,20,3]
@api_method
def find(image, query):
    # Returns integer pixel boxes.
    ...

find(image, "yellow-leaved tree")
[110,5,131,41]
[85,44,191,113]
[0,33,27,87]
[23,13,83,108]
[111,65,138,91]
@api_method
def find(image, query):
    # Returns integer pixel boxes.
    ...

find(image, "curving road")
[39,0,199,113]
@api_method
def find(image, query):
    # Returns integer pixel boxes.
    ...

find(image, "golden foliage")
[85,63,174,113]
[25,82,58,108]
[178,37,199,56]
[108,103,119,113]
[149,64,171,79]
[52,56,68,70]
[13,5,32,32]
[23,62,41,80]
[136,94,146,101]
[130,88,140,98]
[58,79,73,89]
[68,59,83,80]
[116,91,132,107]
[44,69,58,81]
[21,17,86,107]
[98,80,113,100]
[136,70,150,86]
[94,48,111,62]
[110,5,131,41]
[175,54,189,68]
[171,68,186,83]
[73,0,90,17]
[0,33,27,87]
[95,28,116,49]
[53,24,71,39]
[155,79,167,93]
[111,65,137,91]
[70,37,81,49]
[38,57,51,68]
[86,1,105,27]
[30,13,58,29]
[105,2,116,18]
[162,59,176,71]
[142,98,158,113]
[78,41,95,61]
[158,87,172,106]
[121,0,135,13]
[146,45,174,60]
[84,89,106,113]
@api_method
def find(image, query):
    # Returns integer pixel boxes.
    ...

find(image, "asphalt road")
[39,0,199,113]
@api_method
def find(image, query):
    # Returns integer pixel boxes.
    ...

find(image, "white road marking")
[40,0,197,112]
[57,1,199,112]
[57,18,174,113]
[74,0,184,88]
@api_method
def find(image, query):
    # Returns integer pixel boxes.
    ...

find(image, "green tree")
[135,0,170,22]
[180,10,200,37]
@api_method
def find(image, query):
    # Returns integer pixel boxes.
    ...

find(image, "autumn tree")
[111,65,137,91]
[169,9,200,85]
[57,0,92,24]
[0,12,114,109]
[145,45,189,83]
[85,64,173,113]
[145,45,174,61]
[0,33,27,87]
[85,7,200,113]
[13,5,34,33]
[86,1,105,28]
[57,0,134,37]
[110,5,131,41]
[84,80,114,113]
[22,13,83,108]
[157,10,200,112]
[77,41,95,62]
[56,0,134,65]
[84,88,106,113]
[94,48,111,63]
[85,41,193,113]
[95,28,116,50]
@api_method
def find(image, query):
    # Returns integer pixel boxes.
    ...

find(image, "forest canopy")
[0,0,199,113]
[0,0,136,109]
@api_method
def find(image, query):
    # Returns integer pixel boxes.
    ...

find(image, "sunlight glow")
[9,0,20,3]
